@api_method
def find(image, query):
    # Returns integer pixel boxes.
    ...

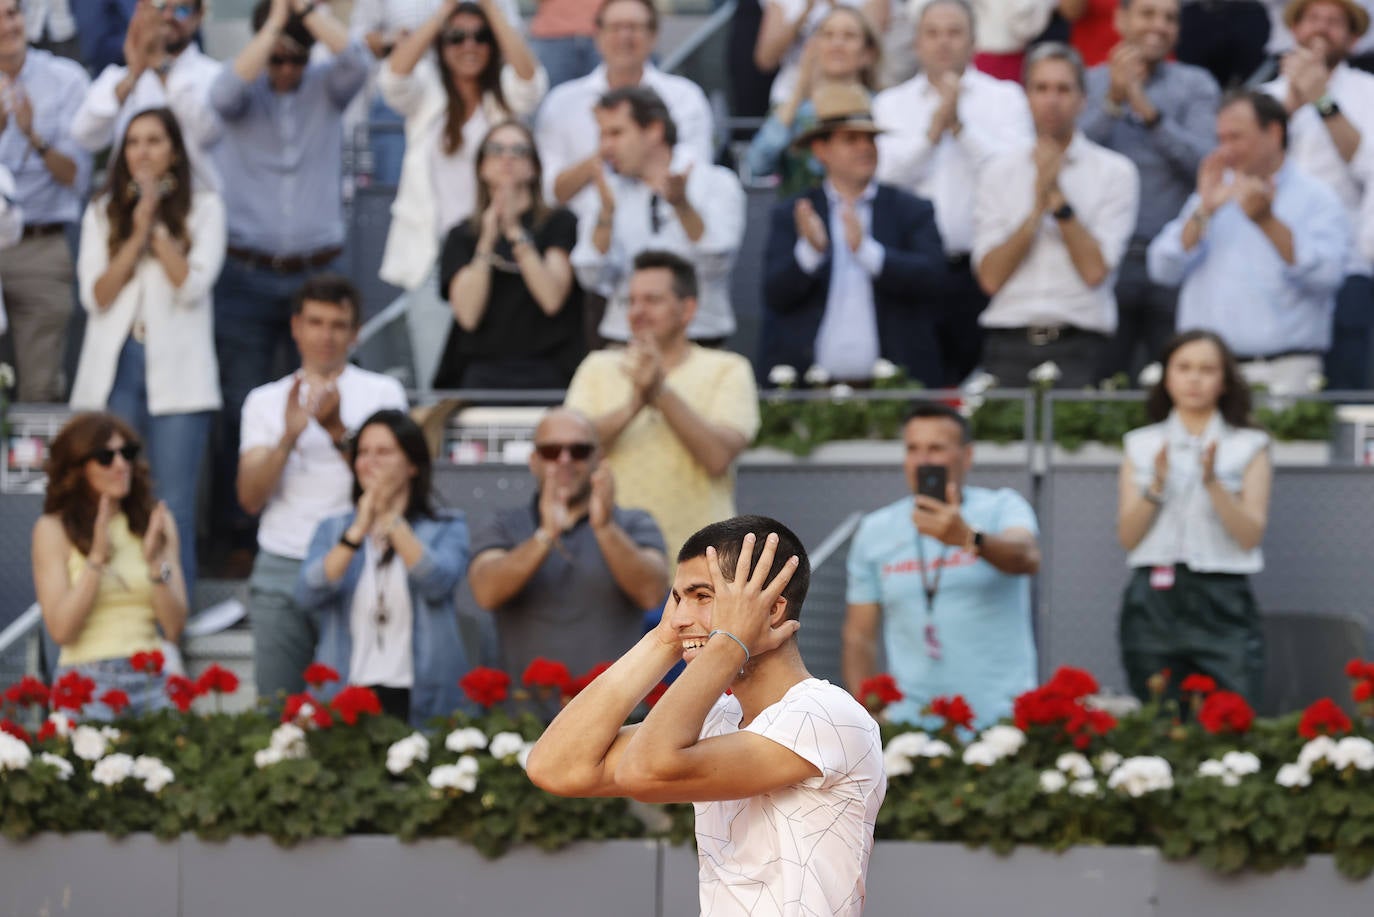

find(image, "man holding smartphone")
[842,402,1042,728]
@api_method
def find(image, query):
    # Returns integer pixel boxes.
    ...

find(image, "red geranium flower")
[1355,681,1374,703]
[195,664,240,696]
[459,667,511,708]
[1044,666,1099,700]
[1197,690,1255,735]
[565,662,614,699]
[1012,668,1116,749]
[166,674,198,713]
[858,674,903,713]
[1,718,31,744]
[1180,674,1218,695]
[302,663,341,689]
[282,692,335,728]
[522,658,573,694]
[645,682,669,708]
[130,649,165,676]
[927,695,975,731]
[36,715,73,743]
[1298,697,1352,740]
[1344,659,1374,680]
[4,675,50,708]
[50,671,96,712]
[329,685,383,725]
[99,689,131,717]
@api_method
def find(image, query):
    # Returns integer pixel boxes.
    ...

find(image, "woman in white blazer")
[71,107,226,601]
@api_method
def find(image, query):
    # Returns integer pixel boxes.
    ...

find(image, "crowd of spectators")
[7,0,1374,724]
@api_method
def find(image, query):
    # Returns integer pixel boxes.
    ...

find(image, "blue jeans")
[529,35,599,90]
[211,255,337,540]
[105,337,213,604]
[56,657,171,722]
[249,550,315,701]
[368,94,405,187]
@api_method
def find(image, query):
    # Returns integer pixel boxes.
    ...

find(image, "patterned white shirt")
[694,678,886,917]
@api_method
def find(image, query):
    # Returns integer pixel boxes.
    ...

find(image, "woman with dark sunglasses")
[31,412,187,720]
[376,0,547,299]
[433,120,584,389]
[296,410,474,724]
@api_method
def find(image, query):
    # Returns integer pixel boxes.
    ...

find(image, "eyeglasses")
[153,0,198,21]
[533,442,595,461]
[483,141,533,158]
[441,27,494,46]
[268,53,309,67]
[89,443,141,467]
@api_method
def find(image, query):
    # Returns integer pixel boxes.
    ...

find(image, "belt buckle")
[1027,326,1058,346]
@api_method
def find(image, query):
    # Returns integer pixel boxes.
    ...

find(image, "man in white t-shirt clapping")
[237,274,408,700]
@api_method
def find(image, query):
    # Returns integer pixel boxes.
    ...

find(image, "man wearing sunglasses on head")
[71,0,222,191]
[206,0,370,562]
[467,407,669,705]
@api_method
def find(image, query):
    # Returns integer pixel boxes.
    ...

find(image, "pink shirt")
[529,0,598,38]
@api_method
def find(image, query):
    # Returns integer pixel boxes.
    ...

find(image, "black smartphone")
[916,465,948,502]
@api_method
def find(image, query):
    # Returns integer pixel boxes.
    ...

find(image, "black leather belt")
[987,325,1104,346]
[22,222,66,239]
[1237,349,1322,363]
[227,245,342,274]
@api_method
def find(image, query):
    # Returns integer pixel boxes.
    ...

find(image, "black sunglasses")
[269,53,309,66]
[442,27,494,46]
[89,443,141,466]
[534,442,595,461]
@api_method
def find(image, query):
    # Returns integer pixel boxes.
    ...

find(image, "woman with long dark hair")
[70,107,225,600]
[376,0,546,295]
[1117,330,1272,704]
[296,410,472,723]
[32,412,186,719]
[434,120,583,388]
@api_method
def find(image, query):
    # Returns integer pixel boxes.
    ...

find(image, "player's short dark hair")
[677,515,811,622]
[903,401,972,444]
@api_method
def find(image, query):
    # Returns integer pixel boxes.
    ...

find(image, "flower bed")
[4,659,1374,878]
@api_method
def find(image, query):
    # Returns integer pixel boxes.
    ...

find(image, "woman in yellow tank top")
[31,412,188,720]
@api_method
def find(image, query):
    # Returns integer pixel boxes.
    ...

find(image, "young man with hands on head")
[529,516,886,917]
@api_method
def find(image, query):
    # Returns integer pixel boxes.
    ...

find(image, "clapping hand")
[1233,174,1276,223]
[1196,151,1234,216]
[623,336,665,403]
[1106,43,1147,106]
[794,198,829,253]
[90,493,117,566]
[538,464,573,537]
[661,163,692,210]
[1201,441,1218,485]
[1281,44,1331,109]
[588,466,614,531]
[1152,442,1169,493]
[840,200,862,253]
[1033,139,1064,210]
[142,501,178,566]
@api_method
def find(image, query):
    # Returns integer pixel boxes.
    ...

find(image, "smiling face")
[1116,0,1180,65]
[1291,0,1359,67]
[1215,99,1283,176]
[668,554,721,664]
[83,433,136,501]
[813,9,874,83]
[595,0,656,74]
[1163,338,1226,414]
[123,113,176,181]
[478,123,537,193]
[159,0,202,55]
[1026,57,1084,142]
[291,299,357,376]
[595,101,659,177]
[528,410,599,503]
[914,0,974,80]
[441,10,494,83]
[627,266,694,345]
[353,423,417,497]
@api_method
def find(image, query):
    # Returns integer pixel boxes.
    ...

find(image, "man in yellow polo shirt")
[564,250,759,558]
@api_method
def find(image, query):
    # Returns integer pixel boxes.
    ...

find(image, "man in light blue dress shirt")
[208,0,370,557]
[1147,90,1350,393]
[0,0,90,403]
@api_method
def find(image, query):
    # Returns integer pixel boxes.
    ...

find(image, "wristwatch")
[149,561,174,585]
[339,530,364,550]
[1142,484,1166,506]
[1316,95,1341,119]
[1052,203,1074,222]
[964,527,985,555]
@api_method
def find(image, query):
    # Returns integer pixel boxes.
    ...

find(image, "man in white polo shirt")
[237,274,407,700]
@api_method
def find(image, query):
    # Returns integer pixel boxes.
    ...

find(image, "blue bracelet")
[708,629,750,671]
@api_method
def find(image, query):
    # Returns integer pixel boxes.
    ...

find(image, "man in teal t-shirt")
[843,403,1042,728]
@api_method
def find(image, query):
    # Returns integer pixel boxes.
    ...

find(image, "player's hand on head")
[705,533,800,657]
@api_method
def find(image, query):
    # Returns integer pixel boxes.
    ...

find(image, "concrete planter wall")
[4,836,1371,916]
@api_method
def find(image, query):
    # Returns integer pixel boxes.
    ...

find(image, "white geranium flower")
[92,753,136,787]
[0,363,14,388]
[386,733,430,775]
[1137,362,1163,387]
[883,750,915,777]
[885,732,931,759]
[0,732,32,771]
[268,723,308,757]
[1197,759,1228,779]
[829,383,855,400]
[1055,752,1093,780]
[1106,756,1174,797]
[45,712,73,738]
[1097,751,1122,774]
[803,365,831,387]
[1028,361,1062,384]
[445,727,489,754]
[489,732,525,760]
[1069,778,1100,797]
[1298,736,1339,769]
[71,725,110,762]
[961,741,1001,767]
[428,755,480,793]
[1330,737,1374,772]
[979,725,1026,758]
[39,752,73,781]
[133,756,174,793]
[871,358,899,381]
[1220,751,1261,776]
[963,371,997,395]
[1305,371,1326,393]
[920,739,953,759]
[516,742,535,771]
[254,747,285,769]
[767,365,798,387]
[1276,763,1312,788]
[1039,770,1068,793]
[100,726,121,741]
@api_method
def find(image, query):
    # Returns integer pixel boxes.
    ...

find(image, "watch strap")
[339,530,363,550]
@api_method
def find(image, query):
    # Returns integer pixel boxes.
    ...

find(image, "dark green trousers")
[1119,565,1266,704]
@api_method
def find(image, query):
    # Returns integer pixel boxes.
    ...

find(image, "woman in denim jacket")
[296,410,472,724]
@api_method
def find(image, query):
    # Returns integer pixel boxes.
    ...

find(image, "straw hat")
[791,83,883,147]
[1284,0,1370,37]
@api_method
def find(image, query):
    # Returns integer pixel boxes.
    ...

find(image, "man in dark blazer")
[760,83,948,386]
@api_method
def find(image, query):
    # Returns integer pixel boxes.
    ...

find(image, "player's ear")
[770,595,789,626]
